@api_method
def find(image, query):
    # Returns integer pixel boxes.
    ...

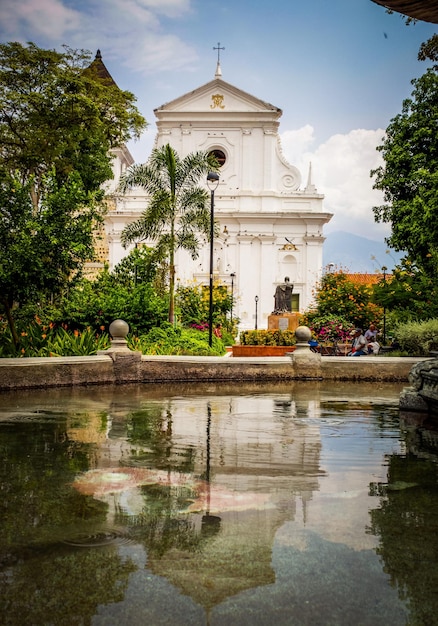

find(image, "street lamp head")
[207,171,220,189]
[255,295,259,303]
[230,272,236,278]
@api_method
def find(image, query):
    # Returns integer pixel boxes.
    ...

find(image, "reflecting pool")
[1,381,438,625]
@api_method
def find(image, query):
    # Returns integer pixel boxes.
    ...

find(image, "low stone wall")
[0,355,116,390]
[0,352,427,391]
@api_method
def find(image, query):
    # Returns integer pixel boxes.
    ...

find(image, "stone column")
[289,325,322,379]
[100,319,142,383]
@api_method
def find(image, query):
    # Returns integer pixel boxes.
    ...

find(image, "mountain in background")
[323,231,403,273]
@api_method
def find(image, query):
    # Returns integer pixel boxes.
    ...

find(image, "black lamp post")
[207,172,220,347]
[230,272,236,323]
[382,266,387,346]
[255,295,259,330]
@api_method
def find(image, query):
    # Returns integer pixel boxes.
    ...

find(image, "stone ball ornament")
[295,325,312,343]
[109,319,129,340]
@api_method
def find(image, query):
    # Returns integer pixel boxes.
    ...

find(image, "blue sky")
[0,0,436,242]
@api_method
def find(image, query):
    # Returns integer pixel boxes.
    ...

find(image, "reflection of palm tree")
[120,144,218,323]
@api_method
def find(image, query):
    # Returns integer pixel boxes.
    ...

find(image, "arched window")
[209,149,226,167]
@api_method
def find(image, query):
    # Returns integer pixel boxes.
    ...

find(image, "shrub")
[299,313,353,342]
[56,280,168,335]
[0,318,110,357]
[394,319,438,356]
[128,325,226,356]
[239,329,296,346]
[176,281,234,332]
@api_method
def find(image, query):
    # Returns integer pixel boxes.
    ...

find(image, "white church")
[103,52,332,331]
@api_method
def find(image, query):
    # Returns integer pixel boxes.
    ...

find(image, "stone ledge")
[0,354,428,391]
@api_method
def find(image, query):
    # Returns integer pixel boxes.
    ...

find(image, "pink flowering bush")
[300,314,352,343]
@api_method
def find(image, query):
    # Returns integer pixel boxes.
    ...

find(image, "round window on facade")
[209,149,226,167]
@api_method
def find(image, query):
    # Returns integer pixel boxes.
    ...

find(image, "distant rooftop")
[86,50,117,87]
[371,0,438,23]
[345,273,390,286]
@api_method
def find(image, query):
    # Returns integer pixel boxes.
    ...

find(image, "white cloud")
[130,0,192,18]
[280,125,316,164]
[281,126,390,240]
[116,34,198,74]
[0,0,82,39]
[0,0,197,75]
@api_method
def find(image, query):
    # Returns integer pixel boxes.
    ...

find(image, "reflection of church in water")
[103,48,332,329]
[145,390,323,610]
[66,387,323,611]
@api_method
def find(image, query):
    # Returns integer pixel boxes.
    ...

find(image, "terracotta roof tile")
[345,273,389,285]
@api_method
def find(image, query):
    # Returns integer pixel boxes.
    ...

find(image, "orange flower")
[74,329,79,337]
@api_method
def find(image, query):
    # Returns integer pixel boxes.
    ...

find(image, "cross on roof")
[213,42,225,64]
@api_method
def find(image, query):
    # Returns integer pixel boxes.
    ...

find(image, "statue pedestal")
[268,313,300,332]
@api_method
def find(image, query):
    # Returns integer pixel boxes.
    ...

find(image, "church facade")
[105,60,332,331]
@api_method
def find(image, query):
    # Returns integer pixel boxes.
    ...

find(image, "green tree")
[418,34,438,65]
[306,271,382,331]
[371,67,438,278]
[0,42,145,204]
[0,42,146,345]
[372,259,438,321]
[107,246,166,288]
[119,144,218,323]
[0,172,103,346]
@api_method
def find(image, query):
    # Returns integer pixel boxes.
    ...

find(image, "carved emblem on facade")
[211,94,225,109]
[279,243,298,251]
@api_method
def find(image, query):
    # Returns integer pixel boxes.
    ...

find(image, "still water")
[1,381,437,625]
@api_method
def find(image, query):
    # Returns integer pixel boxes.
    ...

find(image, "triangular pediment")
[154,78,282,117]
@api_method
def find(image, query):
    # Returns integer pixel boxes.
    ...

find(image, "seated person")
[364,324,380,355]
[308,339,319,353]
[347,328,368,356]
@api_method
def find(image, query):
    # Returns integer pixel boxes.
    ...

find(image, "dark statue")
[273,277,294,314]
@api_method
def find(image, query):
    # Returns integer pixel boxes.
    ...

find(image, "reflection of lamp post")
[201,402,221,537]
[207,172,220,347]
[382,266,387,345]
[254,295,259,330]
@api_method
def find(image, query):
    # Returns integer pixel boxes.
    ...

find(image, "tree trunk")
[168,219,175,325]
[168,262,175,324]
[2,298,20,350]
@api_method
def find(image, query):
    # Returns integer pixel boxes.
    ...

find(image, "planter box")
[232,345,296,357]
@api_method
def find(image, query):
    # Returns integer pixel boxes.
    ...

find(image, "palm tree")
[119,144,218,324]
